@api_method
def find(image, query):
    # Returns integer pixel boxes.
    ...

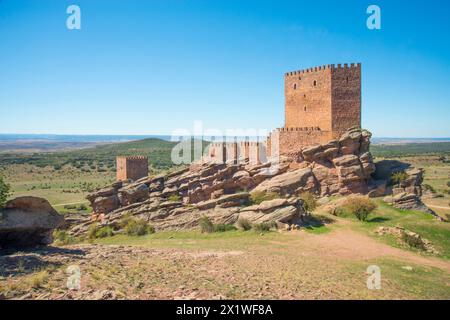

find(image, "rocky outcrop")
[375,226,439,254]
[0,197,64,247]
[383,192,440,219]
[74,127,437,236]
[239,198,306,229]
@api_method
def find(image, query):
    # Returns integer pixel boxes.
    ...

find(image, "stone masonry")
[116,156,149,182]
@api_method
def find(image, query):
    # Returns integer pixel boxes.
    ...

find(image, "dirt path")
[299,228,450,272]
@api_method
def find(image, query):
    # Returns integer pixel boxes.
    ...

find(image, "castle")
[116,156,149,181]
[116,63,362,179]
[208,63,362,161]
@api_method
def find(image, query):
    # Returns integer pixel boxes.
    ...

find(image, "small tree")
[390,171,409,187]
[0,175,11,209]
[199,216,214,233]
[343,196,377,222]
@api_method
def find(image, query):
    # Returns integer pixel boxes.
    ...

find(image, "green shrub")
[77,204,88,211]
[87,224,114,239]
[125,218,154,236]
[64,204,76,210]
[343,196,377,221]
[390,171,409,187]
[95,226,114,238]
[0,175,11,209]
[401,232,425,250]
[249,191,279,205]
[299,192,317,213]
[53,230,76,245]
[168,194,181,202]
[237,218,252,231]
[199,216,214,233]
[253,222,274,233]
[213,224,237,232]
[87,223,100,240]
[327,205,345,216]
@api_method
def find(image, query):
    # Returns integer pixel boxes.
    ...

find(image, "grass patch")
[249,191,279,205]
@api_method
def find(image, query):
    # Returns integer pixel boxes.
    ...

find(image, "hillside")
[371,142,450,158]
[0,138,208,171]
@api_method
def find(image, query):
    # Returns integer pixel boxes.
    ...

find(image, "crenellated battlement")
[285,63,361,77]
[117,155,148,161]
[275,127,321,132]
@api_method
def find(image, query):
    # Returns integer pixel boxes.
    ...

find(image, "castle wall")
[207,142,264,164]
[267,128,333,156]
[284,66,332,130]
[331,63,361,138]
[116,156,149,181]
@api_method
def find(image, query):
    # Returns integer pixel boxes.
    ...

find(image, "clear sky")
[0,0,449,137]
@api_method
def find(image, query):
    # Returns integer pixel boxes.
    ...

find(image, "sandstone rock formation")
[0,197,64,247]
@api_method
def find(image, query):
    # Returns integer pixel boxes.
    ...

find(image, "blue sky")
[0,0,449,137]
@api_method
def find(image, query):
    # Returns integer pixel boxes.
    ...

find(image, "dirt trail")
[299,228,450,272]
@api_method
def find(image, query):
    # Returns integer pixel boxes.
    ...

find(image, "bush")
[64,204,76,210]
[299,192,317,213]
[213,224,237,232]
[390,171,409,187]
[77,204,88,211]
[95,226,114,238]
[87,224,114,239]
[199,216,214,233]
[0,175,11,209]
[237,218,252,231]
[125,218,154,236]
[327,205,344,216]
[343,196,377,221]
[249,191,279,205]
[401,232,425,250]
[53,230,76,245]
[28,270,49,289]
[252,222,274,233]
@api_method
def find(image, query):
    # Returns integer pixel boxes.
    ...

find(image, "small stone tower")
[116,156,149,182]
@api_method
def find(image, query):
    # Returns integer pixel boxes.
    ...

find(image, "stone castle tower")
[268,63,361,155]
[116,156,149,181]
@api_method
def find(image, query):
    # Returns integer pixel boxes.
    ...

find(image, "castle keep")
[268,63,361,155]
[116,156,149,181]
[208,63,362,162]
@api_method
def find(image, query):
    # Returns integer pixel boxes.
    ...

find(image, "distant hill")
[1,136,450,171]
[0,138,208,171]
[370,142,450,157]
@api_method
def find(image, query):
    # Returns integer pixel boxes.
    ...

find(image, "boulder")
[92,195,120,214]
[0,197,65,247]
[251,168,316,196]
[118,183,149,206]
